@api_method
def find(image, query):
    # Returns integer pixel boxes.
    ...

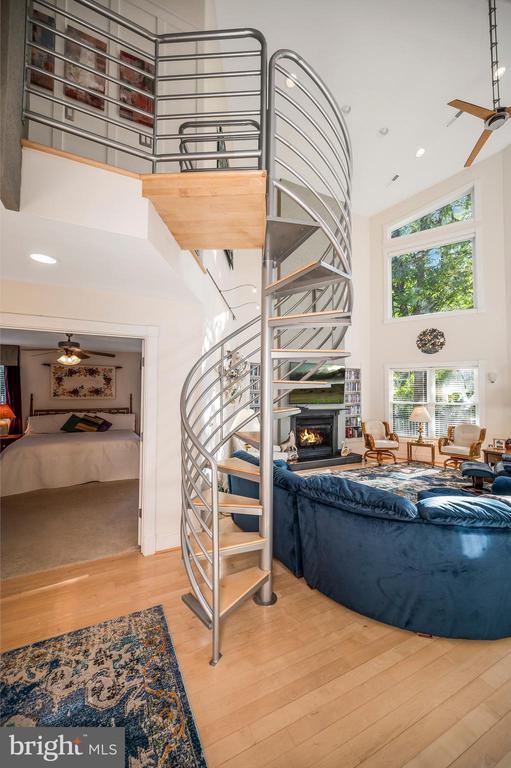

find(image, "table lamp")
[0,404,15,435]
[409,406,431,444]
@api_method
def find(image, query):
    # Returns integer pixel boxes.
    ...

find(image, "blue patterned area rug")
[0,606,207,767]
[328,462,468,503]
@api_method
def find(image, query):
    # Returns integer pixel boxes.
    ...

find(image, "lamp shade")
[409,406,431,423]
[0,403,15,420]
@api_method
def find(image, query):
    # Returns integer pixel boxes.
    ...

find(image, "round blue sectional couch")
[229,450,511,640]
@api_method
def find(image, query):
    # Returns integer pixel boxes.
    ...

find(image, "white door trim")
[0,311,159,556]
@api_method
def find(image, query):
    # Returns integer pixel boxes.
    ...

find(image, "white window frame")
[383,183,482,322]
[385,361,483,439]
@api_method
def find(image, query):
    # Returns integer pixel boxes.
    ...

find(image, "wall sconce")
[488,371,498,384]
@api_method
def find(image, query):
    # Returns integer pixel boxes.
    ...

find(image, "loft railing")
[23,0,266,173]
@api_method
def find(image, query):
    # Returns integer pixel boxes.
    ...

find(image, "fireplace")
[291,411,338,461]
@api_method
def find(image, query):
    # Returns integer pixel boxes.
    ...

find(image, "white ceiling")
[0,208,185,300]
[211,0,511,215]
[0,328,142,353]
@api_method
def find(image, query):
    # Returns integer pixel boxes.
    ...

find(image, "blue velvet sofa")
[229,450,511,639]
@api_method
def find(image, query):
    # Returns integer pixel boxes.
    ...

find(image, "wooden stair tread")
[273,407,302,417]
[220,566,269,617]
[192,519,265,558]
[235,430,261,448]
[269,309,351,327]
[265,259,349,297]
[272,348,350,359]
[190,490,262,513]
[217,457,260,480]
[273,379,331,388]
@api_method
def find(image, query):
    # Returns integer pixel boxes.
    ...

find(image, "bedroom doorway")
[0,322,155,580]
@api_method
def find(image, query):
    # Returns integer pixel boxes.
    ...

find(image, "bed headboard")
[30,393,134,416]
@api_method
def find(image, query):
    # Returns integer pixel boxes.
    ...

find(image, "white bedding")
[0,430,140,497]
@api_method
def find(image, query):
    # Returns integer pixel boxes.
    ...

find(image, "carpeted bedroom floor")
[1,479,139,579]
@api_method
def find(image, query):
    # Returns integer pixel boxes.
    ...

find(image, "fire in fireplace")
[291,411,338,460]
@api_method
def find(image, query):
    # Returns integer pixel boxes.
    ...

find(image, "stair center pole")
[255,55,277,607]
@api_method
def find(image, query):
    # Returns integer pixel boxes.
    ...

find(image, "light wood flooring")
[2,542,510,768]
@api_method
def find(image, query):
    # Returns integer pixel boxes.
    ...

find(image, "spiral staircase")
[180,50,353,665]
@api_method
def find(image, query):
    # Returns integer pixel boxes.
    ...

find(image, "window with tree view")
[388,189,476,319]
[390,366,478,438]
[391,239,475,318]
[390,191,473,238]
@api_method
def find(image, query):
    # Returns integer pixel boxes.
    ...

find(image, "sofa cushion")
[417,487,472,500]
[301,474,419,521]
[495,461,511,477]
[492,476,511,496]
[417,496,511,528]
[439,444,471,456]
[374,439,399,449]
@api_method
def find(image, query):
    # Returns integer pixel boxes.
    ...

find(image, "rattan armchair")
[438,424,486,469]
[362,420,400,465]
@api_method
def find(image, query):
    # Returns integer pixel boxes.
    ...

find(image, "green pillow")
[61,414,112,433]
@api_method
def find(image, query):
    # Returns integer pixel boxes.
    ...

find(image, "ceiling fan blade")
[448,99,494,121]
[465,129,492,167]
[25,348,56,353]
[29,350,59,356]
[76,351,90,359]
[83,350,116,358]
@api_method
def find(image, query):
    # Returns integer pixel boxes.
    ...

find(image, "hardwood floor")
[2,549,510,767]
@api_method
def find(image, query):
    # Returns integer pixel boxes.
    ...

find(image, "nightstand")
[407,440,435,467]
[0,434,22,453]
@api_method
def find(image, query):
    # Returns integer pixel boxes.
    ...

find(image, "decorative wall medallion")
[416,328,445,354]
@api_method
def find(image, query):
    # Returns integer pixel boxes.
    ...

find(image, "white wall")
[367,150,511,444]
[19,348,142,432]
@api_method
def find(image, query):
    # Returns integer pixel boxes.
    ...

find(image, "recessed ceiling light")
[495,65,506,80]
[378,127,389,136]
[341,104,351,115]
[416,147,426,158]
[30,253,57,265]
[285,74,297,88]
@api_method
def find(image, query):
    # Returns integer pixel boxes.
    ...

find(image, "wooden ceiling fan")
[448,0,510,167]
[26,333,116,365]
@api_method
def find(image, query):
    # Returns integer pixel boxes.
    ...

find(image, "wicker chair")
[362,420,400,465]
[438,424,486,469]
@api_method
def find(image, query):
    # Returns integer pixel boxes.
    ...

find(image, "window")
[390,366,479,438]
[387,187,477,320]
[390,191,473,238]
[0,365,6,404]
[391,239,475,318]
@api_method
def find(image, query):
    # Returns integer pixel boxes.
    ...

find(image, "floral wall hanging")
[416,328,446,355]
[51,365,115,399]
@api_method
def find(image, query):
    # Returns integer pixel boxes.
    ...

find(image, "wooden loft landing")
[140,170,267,249]
[21,142,267,250]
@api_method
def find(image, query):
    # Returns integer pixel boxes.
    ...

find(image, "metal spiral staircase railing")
[181,49,353,664]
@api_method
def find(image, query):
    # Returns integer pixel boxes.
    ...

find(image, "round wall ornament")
[416,328,445,354]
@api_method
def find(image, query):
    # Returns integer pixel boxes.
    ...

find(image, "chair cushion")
[374,439,399,449]
[460,461,495,479]
[439,444,471,456]
[417,496,511,528]
[365,420,386,440]
[452,424,482,446]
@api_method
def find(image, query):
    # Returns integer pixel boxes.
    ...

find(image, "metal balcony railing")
[23,0,266,173]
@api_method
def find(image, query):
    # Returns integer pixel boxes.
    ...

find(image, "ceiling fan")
[448,0,510,167]
[26,333,116,366]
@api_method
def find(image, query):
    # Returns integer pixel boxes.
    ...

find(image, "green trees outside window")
[391,239,475,318]
[390,192,472,238]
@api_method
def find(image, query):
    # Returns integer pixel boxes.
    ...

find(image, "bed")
[0,396,140,497]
